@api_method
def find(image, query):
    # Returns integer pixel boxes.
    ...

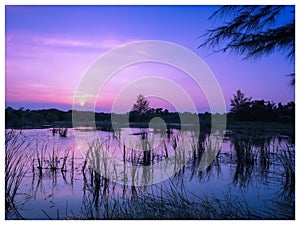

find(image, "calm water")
[6,128,295,219]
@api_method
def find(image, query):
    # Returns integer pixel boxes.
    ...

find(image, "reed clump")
[277,144,295,196]
[5,130,30,218]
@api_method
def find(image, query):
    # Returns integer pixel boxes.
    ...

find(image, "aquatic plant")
[277,144,295,197]
[59,128,68,137]
[35,142,47,176]
[5,130,30,219]
[63,179,265,219]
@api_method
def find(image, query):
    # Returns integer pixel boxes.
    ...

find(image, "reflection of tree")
[231,136,255,189]
[257,138,271,172]
[189,132,222,183]
[200,6,295,84]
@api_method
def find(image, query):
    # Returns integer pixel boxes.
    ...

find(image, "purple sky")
[5,5,295,113]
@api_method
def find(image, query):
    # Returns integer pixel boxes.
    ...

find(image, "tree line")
[5,92,294,129]
[230,90,294,123]
[5,107,109,128]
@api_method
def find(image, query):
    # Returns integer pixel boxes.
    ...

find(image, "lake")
[5,127,295,219]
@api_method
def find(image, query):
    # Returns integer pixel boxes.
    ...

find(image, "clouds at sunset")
[5,5,294,112]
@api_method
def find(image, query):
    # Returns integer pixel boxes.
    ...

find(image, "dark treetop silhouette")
[230,90,294,122]
[131,94,151,115]
[199,6,295,85]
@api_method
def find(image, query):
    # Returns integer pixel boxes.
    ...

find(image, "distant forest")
[5,91,294,129]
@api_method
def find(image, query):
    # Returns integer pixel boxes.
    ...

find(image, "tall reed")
[277,144,295,196]
[5,130,29,218]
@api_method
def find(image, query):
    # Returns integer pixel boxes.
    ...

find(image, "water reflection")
[5,128,295,219]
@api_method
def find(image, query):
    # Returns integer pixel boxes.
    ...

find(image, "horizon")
[5,96,295,115]
[5,5,295,113]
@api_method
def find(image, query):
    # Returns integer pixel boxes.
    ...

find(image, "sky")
[5,5,295,113]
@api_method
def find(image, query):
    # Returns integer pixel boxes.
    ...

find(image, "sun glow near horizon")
[5,5,294,113]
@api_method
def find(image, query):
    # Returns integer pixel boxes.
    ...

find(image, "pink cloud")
[6,33,139,50]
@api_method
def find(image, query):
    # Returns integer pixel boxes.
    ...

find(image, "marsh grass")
[59,128,68,137]
[35,142,47,176]
[63,179,265,219]
[276,144,295,197]
[264,197,295,219]
[47,147,59,171]
[5,128,295,220]
[5,130,30,218]
[82,139,118,193]
[34,143,75,173]
[61,146,72,172]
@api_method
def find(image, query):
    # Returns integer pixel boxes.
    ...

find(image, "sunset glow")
[5,5,295,112]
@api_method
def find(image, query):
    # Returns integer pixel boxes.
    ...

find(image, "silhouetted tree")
[132,94,151,115]
[229,90,294,122]
[250,100,276,121]
[200,6,295,85]
[155,108,163,114]
[230,90,251,120]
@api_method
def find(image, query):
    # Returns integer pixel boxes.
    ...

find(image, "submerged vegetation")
[4,4,295,220]
[4,125,295,219]
[5,130,30,219]
[5,92,295,220]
